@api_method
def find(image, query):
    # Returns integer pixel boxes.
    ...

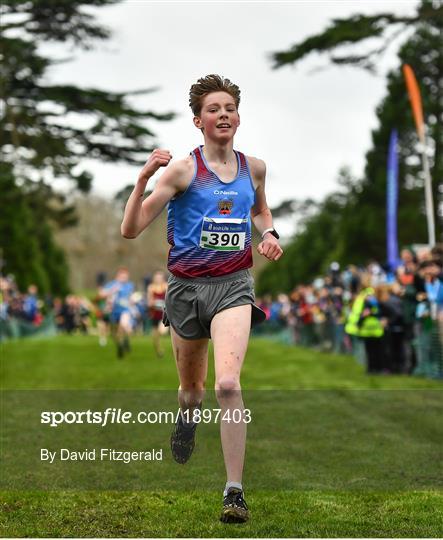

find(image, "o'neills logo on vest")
[218,199,233,215]
[214,189,238,196]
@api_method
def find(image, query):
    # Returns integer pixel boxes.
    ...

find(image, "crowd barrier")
[0,314,57,342]
[253,319,443,379]
[414,319,443,379]
[3,313,442,379]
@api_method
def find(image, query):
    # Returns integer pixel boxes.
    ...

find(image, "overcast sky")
[41,0,417,232]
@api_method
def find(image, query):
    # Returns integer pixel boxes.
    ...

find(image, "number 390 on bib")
[199,217,247,251]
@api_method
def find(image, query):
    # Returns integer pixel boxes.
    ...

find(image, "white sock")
[224,481,243,497]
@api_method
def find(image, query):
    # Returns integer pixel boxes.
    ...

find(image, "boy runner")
[100,267,134,358]
[121,74,283,523]
[147,270,168,358]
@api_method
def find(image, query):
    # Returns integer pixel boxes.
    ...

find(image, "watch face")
[271,229,280,240]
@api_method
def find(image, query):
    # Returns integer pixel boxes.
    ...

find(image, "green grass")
[2,490,442,538]
[1,335,442,537]
[2,334,441,390]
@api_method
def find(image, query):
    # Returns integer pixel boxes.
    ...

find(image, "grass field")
[1,334,442,537]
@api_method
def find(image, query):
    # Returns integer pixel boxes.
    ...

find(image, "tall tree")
[258,0,442,294]
[0,163,51,293]
[0,0,174,294]
[258,169,357,295]
[272,1,441,74]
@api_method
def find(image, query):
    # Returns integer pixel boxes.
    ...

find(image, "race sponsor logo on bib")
[200,217,247,251]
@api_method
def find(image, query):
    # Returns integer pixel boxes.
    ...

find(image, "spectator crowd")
[1,244,443,378]
[255,244,443,378]
[0,275,153,339]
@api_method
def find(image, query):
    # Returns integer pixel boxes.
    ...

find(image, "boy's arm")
[121,149,190,239]
[98,283,117,299]
[146,284,154,308]
[248,157,283,262]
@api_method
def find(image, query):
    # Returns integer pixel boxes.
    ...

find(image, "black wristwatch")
[261,228,280,240]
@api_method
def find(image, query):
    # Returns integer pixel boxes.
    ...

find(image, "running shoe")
[123,336,131,353]
[220,488,249,523]
[170,411,197,464]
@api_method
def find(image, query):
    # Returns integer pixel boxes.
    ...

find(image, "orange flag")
[402,64,425,142]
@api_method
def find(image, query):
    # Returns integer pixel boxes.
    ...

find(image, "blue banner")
[387,129,399,270]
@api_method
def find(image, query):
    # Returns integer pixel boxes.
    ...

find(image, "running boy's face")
[116,269,129,282]
[152,271,165,285]
[193,91,240,141]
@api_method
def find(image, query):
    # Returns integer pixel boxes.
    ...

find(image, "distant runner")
[100,267,134,358]
[147,270,168,358]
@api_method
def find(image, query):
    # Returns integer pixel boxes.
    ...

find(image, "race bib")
[200,217,247,251]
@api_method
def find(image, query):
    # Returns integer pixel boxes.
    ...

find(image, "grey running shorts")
[162,269,266,340]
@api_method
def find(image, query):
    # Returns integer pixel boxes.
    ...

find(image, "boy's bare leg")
[170,326,209,416]
[210,304,251,484]
[114,312,132,357]
[169,327,209,464]
[152,325,163,357]
[97,319,108,346]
